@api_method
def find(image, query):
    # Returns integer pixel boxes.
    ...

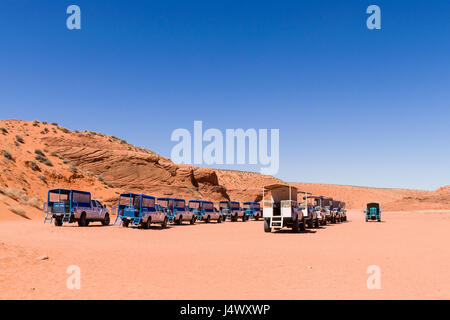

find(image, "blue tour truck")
[188,200,222,223]
[242,202,262,220]
[43,188,110,227]
[219,201,246,222]
[114,193,168,228]
[157,197,196,225]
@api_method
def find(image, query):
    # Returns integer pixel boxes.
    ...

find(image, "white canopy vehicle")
[262,184,304,233]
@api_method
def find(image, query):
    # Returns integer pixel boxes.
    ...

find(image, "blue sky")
[0,1,449,190]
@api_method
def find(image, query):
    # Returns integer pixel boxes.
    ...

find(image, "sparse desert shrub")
[40,128,49,134]
[34,149,45,156]
[120,140,127,144]
[0,127,8,135]
[42,121,48,125]
[15,135,24,144]
[106,182,114,188]
[50,152,58,157]
[33,120,40,127]
[8,205,29,219]
[2,150,14,161]
[63,159,71,164]
[25,196,42,210]
[58,126,70,133]
[35,154,53,167]
[51,122,58,126]
[70,164,77,173]
[25,160,41,172]
[0,187,27,202]
[38,174,47,184]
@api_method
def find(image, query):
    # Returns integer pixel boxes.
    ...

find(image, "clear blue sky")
[0,1,449,190]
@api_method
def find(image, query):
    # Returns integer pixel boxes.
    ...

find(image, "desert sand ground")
[1,209,450,300]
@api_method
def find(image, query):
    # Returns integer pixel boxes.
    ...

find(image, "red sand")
[1,209,450,299]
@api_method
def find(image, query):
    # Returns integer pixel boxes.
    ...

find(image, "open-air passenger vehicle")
[262,184,305,233]
[43,189,110,227]
[188,200,222,223]
[300,192,320,228]
[243,202,262,220]
[365,202,381,222]
[219,201,245,222]
[157,197,195,225]
[332,200,343,223]
[115,193,168,228]
[322,197,337,223]
[340,202,347,221]
[307,196,327,226]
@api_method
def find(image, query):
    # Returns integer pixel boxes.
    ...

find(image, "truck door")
[96,200,105,218]
[90,200,98,218]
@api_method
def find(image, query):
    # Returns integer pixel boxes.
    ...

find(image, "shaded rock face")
[41,135,233,201]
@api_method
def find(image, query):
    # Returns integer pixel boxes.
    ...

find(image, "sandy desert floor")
[1,210,450,300]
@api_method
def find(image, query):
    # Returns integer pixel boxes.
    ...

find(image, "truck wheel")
[78,213,87,227]
[161,217,168,228]
[146,217,152,229]
[292,219,299,233]
[314,219,319,228]
[264,218,271,233]
[176,216,182,225]
[205,215,211,223]
[255,215,259,221]
[54,217,63,227]
[300,221,306,232]
[102,214,110,226]
[307,220,313,228]
[190,216,196,225]
[242,215,247,222]
[122,220,129,228]
[217,216,222,223]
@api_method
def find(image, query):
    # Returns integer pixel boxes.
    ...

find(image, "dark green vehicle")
[365,203,381,222]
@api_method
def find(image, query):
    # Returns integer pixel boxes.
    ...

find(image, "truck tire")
[255,215,259,221]
[217,216,222,223]
[205,215,211,223]
[190,216,196,225]
[146,217,152,229]
[161,217,168,228]
[292,219,299,233]
[78,213,87,227]
[300,221,306,232]
[54,217,63,227]
[242,215,247,222]
[102,213,110,226]
[264,218,271,233]
[176,216,183,225]
[314,218,319,228]
[122,220,129,228]
[307,219,313,228]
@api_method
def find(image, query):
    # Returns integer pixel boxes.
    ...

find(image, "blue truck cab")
[157,197,195,225]
[115,193,168,228]
[219,201,245,222]
[43,188,110,227]
[188,200,222,223]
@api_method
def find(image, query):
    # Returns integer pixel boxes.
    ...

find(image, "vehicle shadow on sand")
[272,229,318,234]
